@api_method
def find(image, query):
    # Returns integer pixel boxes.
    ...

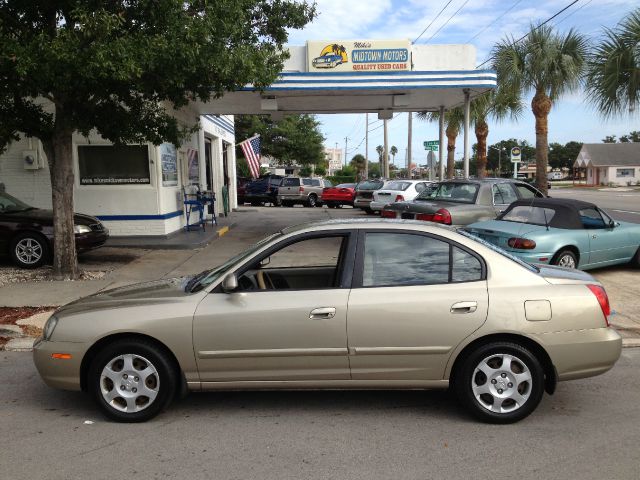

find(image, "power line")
[466,0,523,43]
[475,0,581,68]
[413,0,455,44]
[553,0,592,27]
[423,0,472,44]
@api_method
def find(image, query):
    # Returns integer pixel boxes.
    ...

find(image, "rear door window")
[302,178,313,186]
[282,178,300,187]
[492,183,518,205]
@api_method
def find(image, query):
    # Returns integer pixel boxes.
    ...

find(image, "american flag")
[240,135,261,179]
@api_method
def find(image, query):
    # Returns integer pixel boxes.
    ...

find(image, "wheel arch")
[449,333,557,395]
[551,245,580,264]
[80,332,187,397]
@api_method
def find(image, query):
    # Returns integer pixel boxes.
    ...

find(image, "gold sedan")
[33,219,622,423]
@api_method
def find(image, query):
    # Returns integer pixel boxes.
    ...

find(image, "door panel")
[347,282,488,380]
[193,289,350,382]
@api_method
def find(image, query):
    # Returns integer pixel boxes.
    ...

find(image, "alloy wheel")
[15,237,43,265]
[100,354,160,413]
[557,254,576,268]
[471,353,532,414]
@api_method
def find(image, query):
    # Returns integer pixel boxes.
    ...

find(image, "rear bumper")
[354,198,372,209]
[369,200,390,212]
[531,327,622,381]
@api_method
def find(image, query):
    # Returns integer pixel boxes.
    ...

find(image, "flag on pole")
[239,135,261,179]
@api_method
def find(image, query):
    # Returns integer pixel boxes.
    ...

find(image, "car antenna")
[542,206,550,231]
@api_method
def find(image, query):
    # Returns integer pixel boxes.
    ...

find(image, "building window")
[78,145,150,185]
[616,168,635,178]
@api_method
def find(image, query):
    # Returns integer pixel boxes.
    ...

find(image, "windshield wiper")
[185,269,213,293]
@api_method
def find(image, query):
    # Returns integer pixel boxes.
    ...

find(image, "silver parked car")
[381,178,545,225]
[278,177,332,207]
[34,219,621,423]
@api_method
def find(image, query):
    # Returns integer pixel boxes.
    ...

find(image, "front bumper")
[76,230,109,252]
[33,338,88,391]
[531,327,622,381]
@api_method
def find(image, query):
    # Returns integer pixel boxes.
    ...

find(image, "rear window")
[384,181,411,191]
[336,183,355,188]
[357,180,383,190]
[302,178,313,186]
[311,179,321,186]
[426,183,479,203]
[501,206,556,225]
[282,178,300,186]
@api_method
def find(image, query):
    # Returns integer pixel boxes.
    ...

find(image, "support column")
[198,129,207,189]
[365,113,369,180]
[407,112,412,179]
[463,89,471,179]
[438,106,445,180]
[383,119,389,178]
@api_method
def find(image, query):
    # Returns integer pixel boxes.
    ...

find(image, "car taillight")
[433,208,451,225]
[299,186,304,193]
[508,237,536,249]
[381,210,396,219]
[415,213,434,221]
[587,284,611,326]
[395,195,404,202]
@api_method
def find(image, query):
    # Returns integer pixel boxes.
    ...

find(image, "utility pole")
[407,112,412,179]
[365,113,369,180]
[383,119,389,178]
[344,137,348,167]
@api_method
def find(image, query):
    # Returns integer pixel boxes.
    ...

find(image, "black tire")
[455,342,544,424]
[89,339,178,423]
[10,232,49,269]
[250,201,261,207]
[273,197,282,207]
[552,249,578,269]
[327,202,336,209]
[630,247,640,268]
[306,194,318,208]
[283,201,293,208]
[365,208,375,215]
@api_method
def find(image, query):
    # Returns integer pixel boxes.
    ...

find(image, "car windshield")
[501,206,557,226]
[187,232,282,293]
[0,192,33,213]
[383,181,411,191]
[459,229,539,273]
[357,180,383,191]
[421,183,479,203]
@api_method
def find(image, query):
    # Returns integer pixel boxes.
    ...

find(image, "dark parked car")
[244,174,283,206]
[0,191,108,268]
[353,179,385,213]
[236,176,251,205]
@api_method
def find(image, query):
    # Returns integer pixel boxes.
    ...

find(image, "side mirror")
[609,220,617,229]
[221,273,238,292]
[260,256,271,267]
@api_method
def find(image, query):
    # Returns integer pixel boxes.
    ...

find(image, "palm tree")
[390,146,398,167]
[350,154,367,179]
[375,145,383,177]
[493,24,588,194]
[417,108,464,179]
[585,9,640,117]
[472,89,523,178]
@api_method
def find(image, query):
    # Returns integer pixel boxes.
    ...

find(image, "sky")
[284,0,639,167]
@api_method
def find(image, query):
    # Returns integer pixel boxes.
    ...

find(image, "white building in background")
[0,108,237,236]
[325,147,344,175]
[574,143,640,186]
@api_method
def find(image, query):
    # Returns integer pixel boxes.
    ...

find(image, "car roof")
[502,198,597,229]
[280,218,456,235]
[508,197,597,210]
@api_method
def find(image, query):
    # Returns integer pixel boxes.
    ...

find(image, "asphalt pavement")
[1,348,639,480]
[551,187,640,224]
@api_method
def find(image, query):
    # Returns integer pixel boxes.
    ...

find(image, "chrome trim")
[198,347,348,359]
[351,346,451,355]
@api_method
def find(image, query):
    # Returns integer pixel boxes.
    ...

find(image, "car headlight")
[74,224,92,234]
[42,315,59,341]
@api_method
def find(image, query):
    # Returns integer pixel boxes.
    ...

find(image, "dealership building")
[0,39,496,237]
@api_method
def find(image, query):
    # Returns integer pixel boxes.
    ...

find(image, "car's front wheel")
[10,232,48,268]
[89,339,177,422]
[455,342,544,424]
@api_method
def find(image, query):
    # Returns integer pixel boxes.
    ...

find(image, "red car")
[321,183,356,208]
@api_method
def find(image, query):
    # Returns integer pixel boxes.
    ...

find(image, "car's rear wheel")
[455,342,544,424]
[631,247,640,268]
[10,232,48,269]
[273,197,282,207]
[89,339,177,422]
[306,194,318,208]
[553,249,578,269]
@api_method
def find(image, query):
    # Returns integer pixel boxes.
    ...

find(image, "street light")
[489,146,506,177]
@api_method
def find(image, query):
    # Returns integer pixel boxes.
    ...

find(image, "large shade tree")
[586,8,640,117]
[0,0,315,279]
[493,24,588,194]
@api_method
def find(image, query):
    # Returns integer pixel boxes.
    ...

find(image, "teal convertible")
[466,198,640,270]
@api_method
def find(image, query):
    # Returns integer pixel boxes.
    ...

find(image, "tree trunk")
[446,128,457,179]
[475,120,489,179]
[43,126,79,280]
[532,90,552,195]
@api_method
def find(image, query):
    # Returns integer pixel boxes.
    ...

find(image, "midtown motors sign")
[307,40,411,72]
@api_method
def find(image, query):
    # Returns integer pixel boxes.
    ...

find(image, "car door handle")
[309,307,336,319]
[450,301,478,314]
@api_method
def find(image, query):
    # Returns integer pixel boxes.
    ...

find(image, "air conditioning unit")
[23,149,40,170]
